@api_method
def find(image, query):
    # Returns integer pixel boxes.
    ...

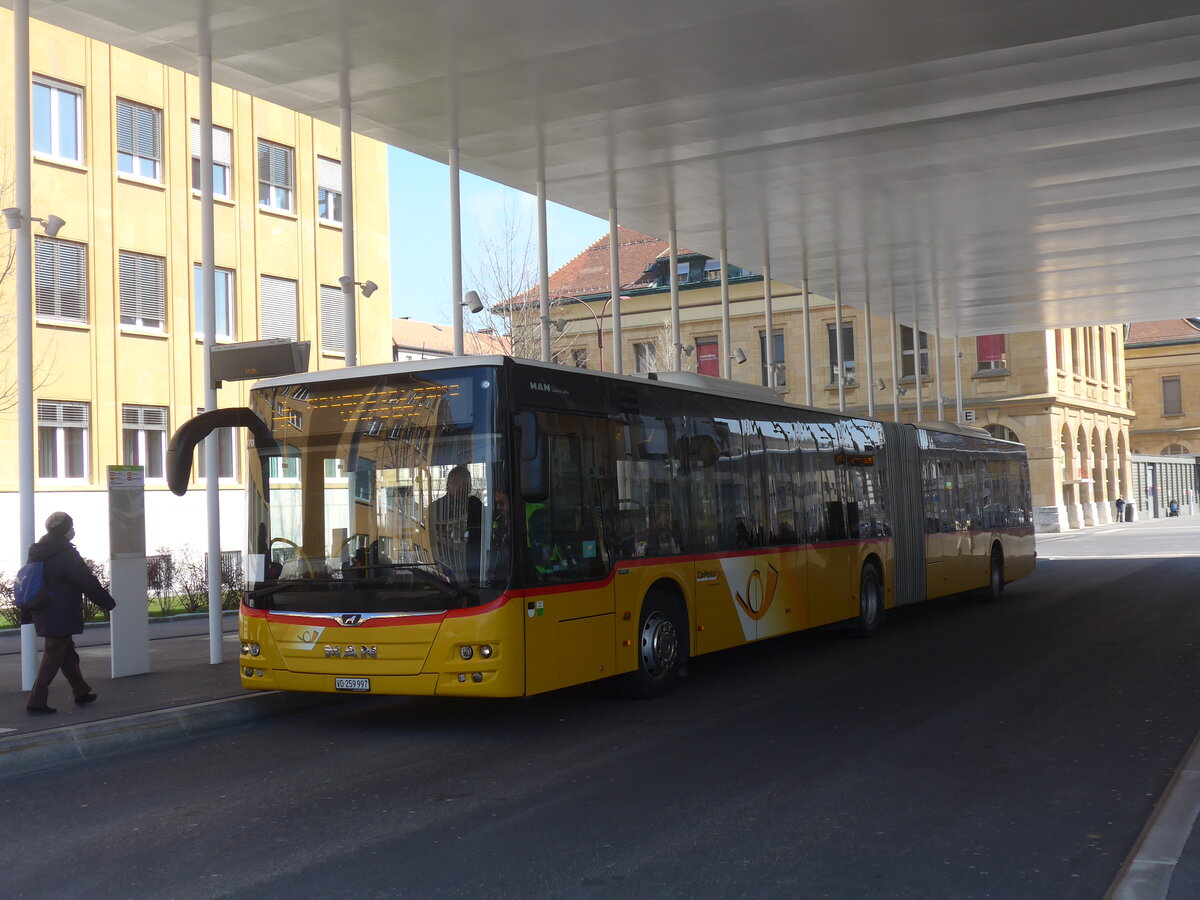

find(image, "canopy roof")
[13,0,1200,334]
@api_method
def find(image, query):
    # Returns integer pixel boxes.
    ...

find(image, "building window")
[260,275,298,340]
[320,284,345,355]
[196,408,239,479]
[984,424,1020,443]
[119,251,166,330]
[762,330,789,387]
[34,236,88,322]
[116,98,162,180]
[37,400,89,480]
[696,338,720,377]
[1162,376,1183,416]
[552,347,588,368]
[824,324,853,385]
[1126,378,1134,407]
[976,334,1007,371]
[257,139,294,211]
[317,156,343,224]
[1070,329,1082,375]
[190,121,232,198]
[122,405,168,479]
[1111,332,1121,384]
[33,77,83,163]
[901,326,930,378]
[634,342,657,373]
[193,265,235,339]
[1161,443,1191,456]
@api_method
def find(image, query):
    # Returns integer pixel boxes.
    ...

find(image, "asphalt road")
[4,522,1200,899]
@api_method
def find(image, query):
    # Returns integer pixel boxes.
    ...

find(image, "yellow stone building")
[541,229,1135,533]
[0,12,392,571]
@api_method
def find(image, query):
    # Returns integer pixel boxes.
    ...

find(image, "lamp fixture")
[731,348,748,365]
[552,319,568,333]
[338,275,379,297]
[875,378,887,392]
[3,208,65,236]
[462,290,484,314]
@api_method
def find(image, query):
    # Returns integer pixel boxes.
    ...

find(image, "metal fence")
[1130,455,1200,519]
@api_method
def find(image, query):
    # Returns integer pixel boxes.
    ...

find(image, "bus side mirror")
[518,411,548,503]
[167,407,277,496]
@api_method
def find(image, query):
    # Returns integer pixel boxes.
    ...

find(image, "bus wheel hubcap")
[641,611,677,678]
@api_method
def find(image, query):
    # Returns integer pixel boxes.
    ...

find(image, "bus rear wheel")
[851,565,884,638]
[982,549,1005,601]
[619,592,685,698]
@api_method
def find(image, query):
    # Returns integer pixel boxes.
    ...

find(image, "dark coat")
[23,534,116,637]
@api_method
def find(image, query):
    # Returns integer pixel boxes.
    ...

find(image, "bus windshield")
[243,366,508,614]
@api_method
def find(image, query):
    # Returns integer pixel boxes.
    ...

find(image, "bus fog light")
[479,644,493,659]
[472,672,484,683]
[244,667,254,678]
[459,645,474,661]
[457,673,467,683]
[255,669,264,678]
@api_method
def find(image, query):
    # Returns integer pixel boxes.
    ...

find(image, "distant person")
[1114,497,1125,521]
[23,512,116,715]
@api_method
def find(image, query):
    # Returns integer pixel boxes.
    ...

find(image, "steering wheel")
[269,536,314,578]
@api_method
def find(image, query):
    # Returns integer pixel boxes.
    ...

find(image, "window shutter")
[123,405,167,430]
[38,400,90,427]
[35,237,88,321]
[134,104,161,160]
[260,276,298,340]
[317,157,342,193]
[116,100,134,154]
[119,251,166,326]
[320,284,345,353]
[191,121,232,165]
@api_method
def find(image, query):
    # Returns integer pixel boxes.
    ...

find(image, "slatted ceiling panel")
[189,120,232,165]
[316,156,341,192]
[260,275,298,340]
[34,237,88,322]
[319,284,345,353]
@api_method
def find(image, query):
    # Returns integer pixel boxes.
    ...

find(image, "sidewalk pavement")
[2,565,1200,899]
[0,611,330,780]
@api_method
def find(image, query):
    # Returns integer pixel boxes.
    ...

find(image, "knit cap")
[45,511,74,537]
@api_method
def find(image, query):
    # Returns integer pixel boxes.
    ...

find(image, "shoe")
[75,693,97,706]
[26,705,57,715]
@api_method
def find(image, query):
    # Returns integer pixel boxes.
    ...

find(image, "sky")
[386,146,608,326]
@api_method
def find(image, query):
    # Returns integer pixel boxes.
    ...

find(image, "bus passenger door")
[520,413,616,695]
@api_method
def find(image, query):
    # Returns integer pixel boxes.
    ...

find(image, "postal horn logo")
[734,563,779,621]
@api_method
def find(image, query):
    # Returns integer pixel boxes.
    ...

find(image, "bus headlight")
[459,645,474,661]
[241,642,261,657]
[479,644,494,659]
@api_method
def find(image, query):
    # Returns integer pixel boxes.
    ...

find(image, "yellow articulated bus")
[167,355,1035,699]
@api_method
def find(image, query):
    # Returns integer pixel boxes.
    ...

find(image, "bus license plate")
[335,677,370,692]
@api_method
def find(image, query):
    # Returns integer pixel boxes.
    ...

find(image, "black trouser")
[28,636,91,708]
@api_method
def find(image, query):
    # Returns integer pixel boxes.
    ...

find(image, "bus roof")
[248,354,1006,444]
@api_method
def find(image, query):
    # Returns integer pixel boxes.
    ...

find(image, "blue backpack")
[14,560,52,611]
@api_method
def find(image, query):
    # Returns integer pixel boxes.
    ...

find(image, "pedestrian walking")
[23,512,117,715]
[1115,497,1125,522]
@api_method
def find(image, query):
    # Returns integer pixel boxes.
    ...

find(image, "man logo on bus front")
[341,614,363,626]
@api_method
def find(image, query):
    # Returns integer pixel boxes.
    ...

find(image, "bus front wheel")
[851,565,884,638]
[619,592,685,698]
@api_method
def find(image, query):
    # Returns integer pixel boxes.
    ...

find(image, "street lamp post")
[574,295,629,372]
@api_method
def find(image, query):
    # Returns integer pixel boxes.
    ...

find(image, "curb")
[1106,729,1200,900]
[0,690,333,781]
